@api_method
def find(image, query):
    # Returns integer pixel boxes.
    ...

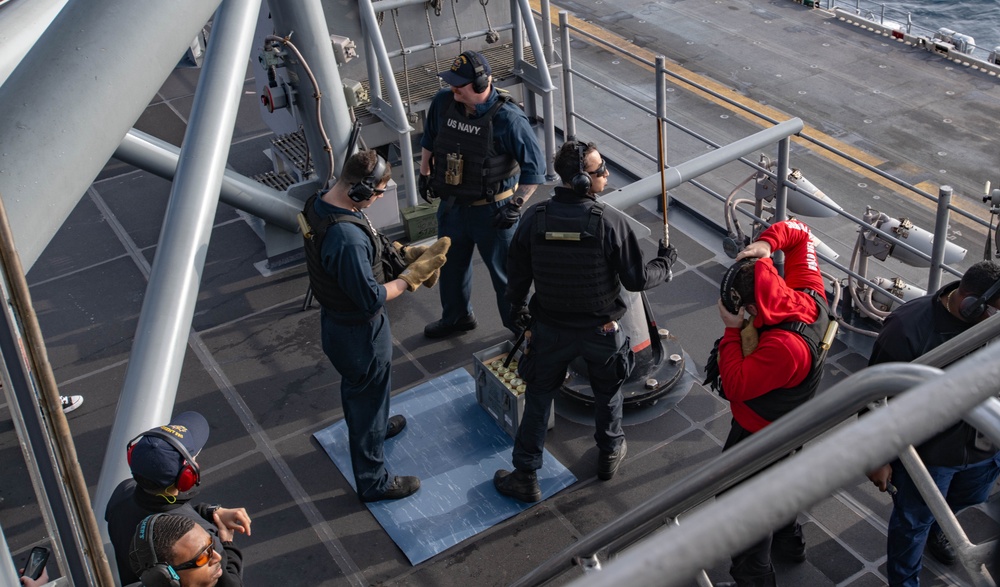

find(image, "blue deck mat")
[313,367,577,565]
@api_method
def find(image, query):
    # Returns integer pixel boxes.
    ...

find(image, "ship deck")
[3,0,1000,585]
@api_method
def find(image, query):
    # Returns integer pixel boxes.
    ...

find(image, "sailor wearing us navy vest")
[493,140,678,503]
[418,50,546,339]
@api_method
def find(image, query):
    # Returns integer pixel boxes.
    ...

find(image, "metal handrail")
[515,313,1000,586]
[567,343,1000,587]
[550,7,987,297]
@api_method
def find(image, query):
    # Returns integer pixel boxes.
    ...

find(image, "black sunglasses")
[587,158,607,177]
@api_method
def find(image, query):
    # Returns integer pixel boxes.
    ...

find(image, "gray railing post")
[540,0,558,180]
[772,137,791,275]
[927,185,953,293]
[559,12,576,140]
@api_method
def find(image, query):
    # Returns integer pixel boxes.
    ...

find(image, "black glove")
[511,303,532,332]
[658,240,678,267]
[703,336,725,399]
[418,173,436,204]
[493,200,522,229]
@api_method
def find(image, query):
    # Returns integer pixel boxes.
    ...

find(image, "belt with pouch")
[470,187,516,206]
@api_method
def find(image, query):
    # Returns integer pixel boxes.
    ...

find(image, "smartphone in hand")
[21,546,49,580]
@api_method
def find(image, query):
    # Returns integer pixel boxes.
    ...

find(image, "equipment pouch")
[379,233,408,280]
[445,152,464,185]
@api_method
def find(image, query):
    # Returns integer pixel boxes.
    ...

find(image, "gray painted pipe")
[116,129,301,233]
[570,350,1000,587]
[602,118,804,211]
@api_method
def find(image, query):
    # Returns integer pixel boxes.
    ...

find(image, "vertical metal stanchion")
[559,12,576,140]
[773,137,791,275]
[927,185,953,293]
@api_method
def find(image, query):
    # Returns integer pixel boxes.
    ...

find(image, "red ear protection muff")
[127,429,202,492]
[570,142,592,196]
[959,276,1000,321]
[462,51,489,94]
[347,154,388,203]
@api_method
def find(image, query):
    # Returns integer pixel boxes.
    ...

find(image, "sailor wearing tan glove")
[300,150,450,503]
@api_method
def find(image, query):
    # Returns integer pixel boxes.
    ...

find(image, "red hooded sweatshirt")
[719,220,827,433]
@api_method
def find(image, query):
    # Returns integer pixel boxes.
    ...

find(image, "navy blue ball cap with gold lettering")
[129,411,209,488]
[438,51,491,87]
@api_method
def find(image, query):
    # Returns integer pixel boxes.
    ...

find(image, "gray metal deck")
[2,0,1000,585]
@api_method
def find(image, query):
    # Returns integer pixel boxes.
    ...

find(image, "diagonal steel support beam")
[94,0,265,537]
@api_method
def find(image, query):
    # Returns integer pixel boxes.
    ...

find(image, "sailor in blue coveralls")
[418,50,546,338]
[302,150,448,502]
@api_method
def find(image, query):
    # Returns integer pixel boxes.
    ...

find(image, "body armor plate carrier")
[530,200,621,314]
[431,92,519,205]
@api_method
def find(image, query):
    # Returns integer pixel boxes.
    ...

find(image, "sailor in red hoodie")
[714,219,831,587]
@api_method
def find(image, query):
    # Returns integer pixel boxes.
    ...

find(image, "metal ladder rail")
[513,314,1000,586]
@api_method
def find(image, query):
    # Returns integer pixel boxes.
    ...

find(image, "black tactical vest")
[529,200,621,314]
[302,194,391,313]
[744,289,832,422]
[431,92,520,204]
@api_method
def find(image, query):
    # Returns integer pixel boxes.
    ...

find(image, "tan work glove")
[393,238,449,288]
[399,237,450,291]
[392,242,429,264]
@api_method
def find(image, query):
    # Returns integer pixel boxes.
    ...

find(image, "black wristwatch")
[205,504,221,519]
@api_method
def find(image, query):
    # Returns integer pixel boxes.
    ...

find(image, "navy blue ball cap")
[438,51,491,87]
[129,411,209,488]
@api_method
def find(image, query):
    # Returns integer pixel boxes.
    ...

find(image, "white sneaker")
[61,395,83,413]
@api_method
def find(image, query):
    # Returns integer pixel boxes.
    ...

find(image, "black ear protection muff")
[570,142,592,196]
[347,154,388,203]
[959,276,1000,321]
[127,429,202,492]
[132,514,182,587]
[463,51,490,94]
[720,257,757,314]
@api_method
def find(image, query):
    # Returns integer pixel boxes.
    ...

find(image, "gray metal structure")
[565,346,1000,587]
[92,0,266,541]
[2,0,1000,585]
